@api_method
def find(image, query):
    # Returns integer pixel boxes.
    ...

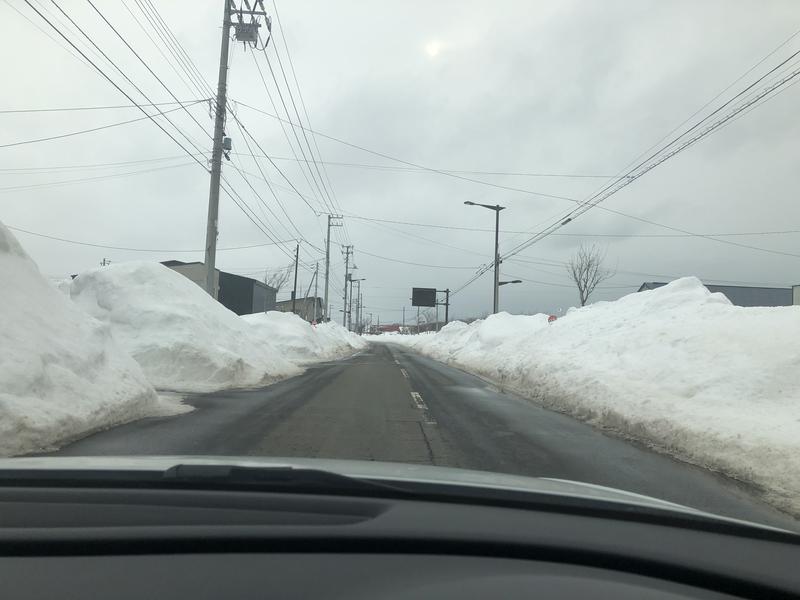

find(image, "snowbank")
[68,262,301,393]
[383,278,800,515]
[242,311,367,363]
[0,222,161,456]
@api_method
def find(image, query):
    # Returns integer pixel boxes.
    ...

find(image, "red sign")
[548,315,557,323]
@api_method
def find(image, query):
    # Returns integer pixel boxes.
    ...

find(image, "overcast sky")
[2,0,800,323]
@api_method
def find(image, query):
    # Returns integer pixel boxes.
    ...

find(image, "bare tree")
[567,243,615,306]
[264,263,292,294]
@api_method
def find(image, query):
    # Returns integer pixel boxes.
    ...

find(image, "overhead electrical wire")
[127,0,325,271]
[48,0,209,155]
[121,0,206,100]
[0,161,196,193]
[271,0,345,211]
[250,51,330,216]
[0,100,205,149]
[6,224,293,253]
[355,248,480,270]
[452,46,800,295]
[25,0,311,271]
[0,99,205,114]
[122,0,322,270]
[21,0,210,171]
[85,0,212,142]
[265,13,339,219]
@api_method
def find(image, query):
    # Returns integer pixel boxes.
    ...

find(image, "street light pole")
[493,207,500,314]
[464,201,506,314]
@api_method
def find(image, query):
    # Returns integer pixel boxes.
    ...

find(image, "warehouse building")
[638,282,797,307]
[162,260,276,315]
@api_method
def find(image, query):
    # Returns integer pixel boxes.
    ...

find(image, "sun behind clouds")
[424,40,444,57]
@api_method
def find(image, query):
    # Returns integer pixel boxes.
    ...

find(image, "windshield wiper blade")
[161,464,408,495]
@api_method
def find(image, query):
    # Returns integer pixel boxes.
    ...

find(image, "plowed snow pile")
[243,311,366,363]
[0,222,160,456]
[68,262,301,392]
[382,278,800,515]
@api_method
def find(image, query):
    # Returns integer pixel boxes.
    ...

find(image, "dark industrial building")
[219,271,277,315]
[638,282,794,307]
[161,260,277,315]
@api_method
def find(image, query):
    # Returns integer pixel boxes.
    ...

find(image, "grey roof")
[638,282,792,307]
[160,260,199,267]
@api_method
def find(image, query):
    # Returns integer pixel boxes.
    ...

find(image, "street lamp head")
[463,201,475,206]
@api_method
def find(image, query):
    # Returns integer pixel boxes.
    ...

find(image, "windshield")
[1,0,799,533]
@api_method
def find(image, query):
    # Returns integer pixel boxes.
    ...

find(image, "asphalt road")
[51,342,798,530]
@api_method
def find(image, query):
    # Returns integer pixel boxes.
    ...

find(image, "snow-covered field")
[0,223,168,456]
[378,278,800,515]
[243,311,366,363]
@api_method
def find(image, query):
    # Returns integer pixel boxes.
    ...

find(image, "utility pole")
[493,207,501,314]
[347,278,354,331]
[291,242,299,314]
[204,0,267,297]
[203,0,232,298]
[444,289,450,325]
[341,245,353,327]
[402,306,405,330]
[313,261,319,322]
[324,214,342,321]
[100,258,111,266]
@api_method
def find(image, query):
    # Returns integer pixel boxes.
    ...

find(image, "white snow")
[381,277,800,515]
[67,262,302,393]
[0,222,162,456]
[243,311,367,363]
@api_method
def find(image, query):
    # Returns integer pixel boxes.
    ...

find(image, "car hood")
[0,455,785,532]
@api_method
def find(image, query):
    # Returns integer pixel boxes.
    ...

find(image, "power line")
[0,100,205,149]
[265,14,340,220]
[124,1,320,268]
[22,0,209,171]
[234,100,581,205]
[226,107,310,243]
[271,0,351,244]
[2,0,93,69]
[341,212,800,238]
[85,0,212,142]
[479,51,800,291]
[356,248,480,270]
[48,0,209,156]
[226,108,324,216]
[251,48,332,214]
[0,99,205,114]
[6,224,293,253]
[122,0,208,100]
[0,161,195,193]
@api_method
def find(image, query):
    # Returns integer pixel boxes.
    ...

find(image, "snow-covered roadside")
[67,262,302,393]
[0,223,168,456]
[376,278,800,516]
[243,311,366,363]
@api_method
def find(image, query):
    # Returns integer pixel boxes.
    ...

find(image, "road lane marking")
[410,392,437,425]
[401,368,409,379]
[394,359,400,365]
